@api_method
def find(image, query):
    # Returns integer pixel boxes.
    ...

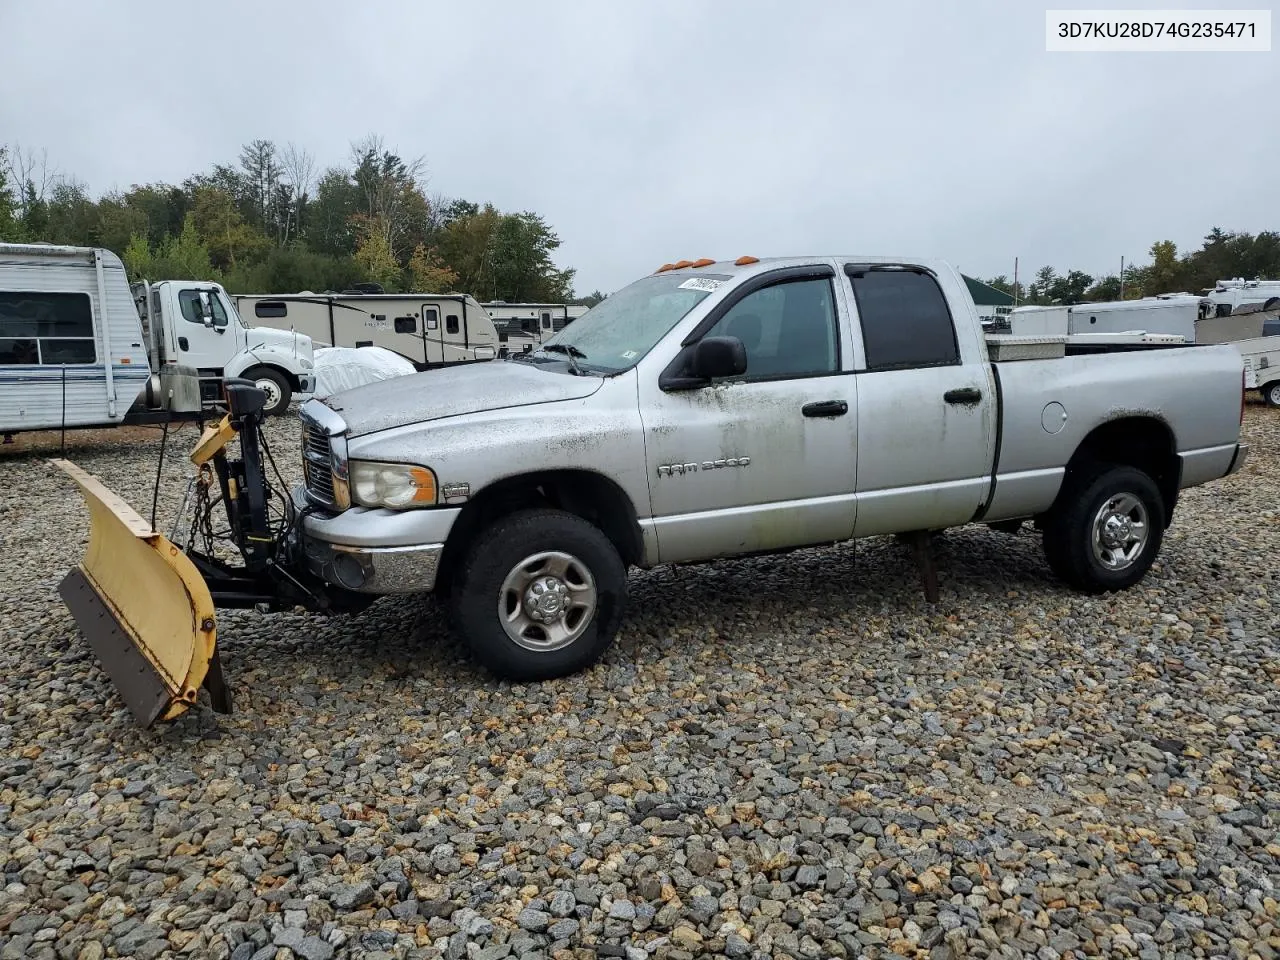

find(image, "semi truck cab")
[133,280,315,415]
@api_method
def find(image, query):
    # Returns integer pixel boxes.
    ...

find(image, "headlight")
[300,358,313,370]
[349,461,437,509]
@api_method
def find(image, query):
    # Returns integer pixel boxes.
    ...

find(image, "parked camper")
[1205,279,1280,317]
[481,302,591,354]
[0,243,314,436]
[233,292,499,369]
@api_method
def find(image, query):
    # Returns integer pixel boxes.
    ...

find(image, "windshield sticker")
[620,349,638,359]
[678,277,724,293]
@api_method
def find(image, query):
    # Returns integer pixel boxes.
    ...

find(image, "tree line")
[983,228,1280,306]
[0,137,606,305]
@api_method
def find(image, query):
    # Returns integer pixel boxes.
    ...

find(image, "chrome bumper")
[295,484,460,594]
[1226,442,1250,476]
[302,538,443,594]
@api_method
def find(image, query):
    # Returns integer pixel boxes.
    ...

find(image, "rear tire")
[1263,380,1280,408]
[245,366,292,416]
[1041,463,1166,593]
[449,508,627,681]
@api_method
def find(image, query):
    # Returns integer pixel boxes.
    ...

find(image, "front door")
[175,288,237,371]
[845,265,996,536]
[638,271,858,564]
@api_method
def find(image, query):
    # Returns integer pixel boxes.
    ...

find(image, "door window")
[701,277,839,380]
[848,268,959,370]
[178,290,229,327]
[424,308,439,330]
[0,291,97,365]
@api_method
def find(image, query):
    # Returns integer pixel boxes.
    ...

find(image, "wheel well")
[1056,417,1180,525]
[244,363,300,391]
[435,470,644,592]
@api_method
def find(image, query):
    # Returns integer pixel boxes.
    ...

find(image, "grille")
[301,422,336,505]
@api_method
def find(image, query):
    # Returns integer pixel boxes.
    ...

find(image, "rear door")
[845,264,996,536]
[639,265,859,563]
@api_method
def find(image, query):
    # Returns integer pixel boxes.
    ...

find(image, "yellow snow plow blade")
[51,458,223,728]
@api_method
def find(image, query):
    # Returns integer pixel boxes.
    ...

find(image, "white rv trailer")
[0,244,151,436]
[1205,278,1280,317]
[233,292,500,368]
[0,244,315,436]
[480,302,590,353]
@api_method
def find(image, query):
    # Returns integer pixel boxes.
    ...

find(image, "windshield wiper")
[539,343,587,375]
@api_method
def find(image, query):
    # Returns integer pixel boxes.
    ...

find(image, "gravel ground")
[1,404,1277,960]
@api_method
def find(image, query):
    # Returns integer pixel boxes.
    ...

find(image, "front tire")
[449,509,627,681]
[244,366,292,416]
[1262,380,1280,408]
[1042,464,1166,593]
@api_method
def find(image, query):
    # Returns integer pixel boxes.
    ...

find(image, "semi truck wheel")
[450,508,628,681]
[244,366,292,416]
[1041,463,1165,593]
[1263,380,1280,408]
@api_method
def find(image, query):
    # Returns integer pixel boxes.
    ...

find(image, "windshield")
[526,273,726,374]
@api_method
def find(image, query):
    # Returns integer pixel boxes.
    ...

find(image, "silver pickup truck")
[295,256,1249,680]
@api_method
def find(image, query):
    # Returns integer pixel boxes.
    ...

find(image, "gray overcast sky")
[1,0,1275,293]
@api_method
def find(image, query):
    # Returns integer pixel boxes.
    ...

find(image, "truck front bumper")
[295,485,460,594]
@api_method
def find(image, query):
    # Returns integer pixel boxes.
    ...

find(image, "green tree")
[353,216,401,291]
[0,147,19,240]
[1028,266,1058,304]
[132,215,217,281]
[407,243,458,292]
[191,186,268,271]
[307,168,360,257]
[122,233,153,280]
[94,191,149,252]
[44,179,98,246]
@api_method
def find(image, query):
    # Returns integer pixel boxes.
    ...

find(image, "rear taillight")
[1241,367,1246,424]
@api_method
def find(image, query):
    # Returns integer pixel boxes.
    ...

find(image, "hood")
[245,325,314,359]
[322,359,604,437]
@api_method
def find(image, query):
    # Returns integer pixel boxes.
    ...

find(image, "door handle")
[178,336,189,351]
[944,387,982,405]
[802,400,848,418]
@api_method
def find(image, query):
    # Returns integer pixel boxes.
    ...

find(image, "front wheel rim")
[1269,383,1280,405]
[1091,492,1149,571]
[498,550,597,652]
[256,378,281,409]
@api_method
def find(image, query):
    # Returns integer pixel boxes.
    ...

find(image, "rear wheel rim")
[1269,383,1280,405]
[1091,492,1149,571]
[498,550,597,652]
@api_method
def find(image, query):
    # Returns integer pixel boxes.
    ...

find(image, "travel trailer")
[0,243,314,436]
[480,302,590,353]
[1205,279,1280,317]
[233,292,500,368]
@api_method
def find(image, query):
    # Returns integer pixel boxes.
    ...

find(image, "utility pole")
[1119,256,1125,300]
[1013,257,1019,306]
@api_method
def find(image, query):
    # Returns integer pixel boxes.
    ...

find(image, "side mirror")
[197,291,213,323]
[691,335,747,379]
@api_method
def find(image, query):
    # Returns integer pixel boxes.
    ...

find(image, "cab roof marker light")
[655,263,676,273]
[735,255,760,265]
[672,260,694,269]
[690,258,716,267]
